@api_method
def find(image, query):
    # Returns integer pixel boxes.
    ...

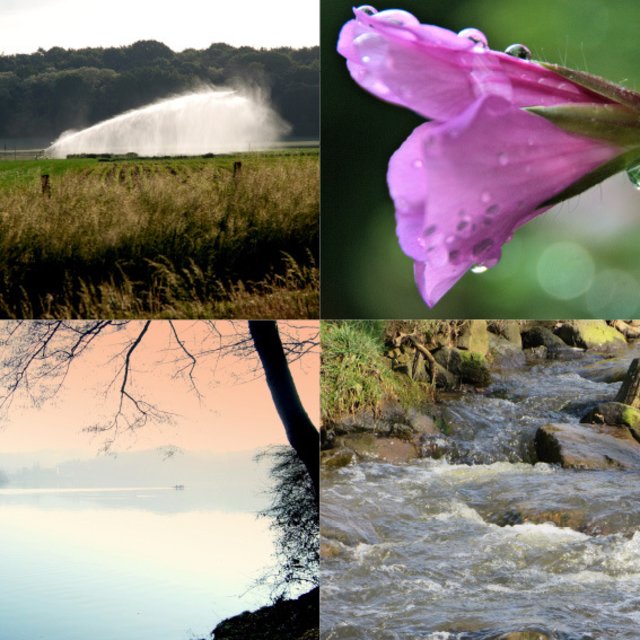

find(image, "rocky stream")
[321,321,640,640]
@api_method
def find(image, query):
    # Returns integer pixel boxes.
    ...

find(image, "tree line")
[0,40,318,141]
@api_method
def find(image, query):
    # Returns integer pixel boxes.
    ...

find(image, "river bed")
[321,347,640,639]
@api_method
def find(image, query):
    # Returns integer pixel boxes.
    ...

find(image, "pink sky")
[0,321,319,457]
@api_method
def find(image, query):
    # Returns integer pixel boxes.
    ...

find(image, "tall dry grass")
[0,156,318,318]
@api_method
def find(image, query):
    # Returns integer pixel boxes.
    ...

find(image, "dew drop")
[627,163,640,190]
[480,191,491,204]
[470,264,488,274]
[486,204,500,215]
[505,43,531,60]
[445,234,457,245]
[377,9,419,26]
[497,152,508,166]
[472,238,494,257]
[357,5,378,15]
[424,224,437,236]
[457,28,488,49]
[457,219,469,232]
[413,159,424,169]
[449,249,461,263]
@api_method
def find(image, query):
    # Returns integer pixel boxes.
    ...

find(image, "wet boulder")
[522,326,566,351]
[580,401,640,441]
[488,332,526,369]
[535,422,640,470]
[333,433,420,464]
[554,320,627,353]
[521,326,583,360]
[320,447,355,469]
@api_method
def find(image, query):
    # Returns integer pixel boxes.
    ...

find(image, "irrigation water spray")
[46,88,290,157]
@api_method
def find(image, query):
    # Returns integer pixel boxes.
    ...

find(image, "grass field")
[0,150,318,318]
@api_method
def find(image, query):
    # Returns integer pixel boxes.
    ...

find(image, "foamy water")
[46,88,289,158]
[322,349,640,639]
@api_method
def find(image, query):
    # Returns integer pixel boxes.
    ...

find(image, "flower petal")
[338,7,612,122]
[388,95,621,306]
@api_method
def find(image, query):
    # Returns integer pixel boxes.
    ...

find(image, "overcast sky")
[0,0,319,54]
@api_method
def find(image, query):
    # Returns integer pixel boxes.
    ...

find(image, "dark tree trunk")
[249,320,319,501]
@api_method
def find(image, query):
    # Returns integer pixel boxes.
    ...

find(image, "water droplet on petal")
[377,9,419,26]
[357,5,378,15]
[485,204,500,215]
[470,264,488,274]
[424,224,437,236]
[353,33,387,66]
[449,250,461,263]
[627,163,640,189]
[457,219,469,232]
[472,238,494,257]
[412,159,424,169]
[457,28,488,49]
[480,191,491,204]
[497,152,508,166]
[505,43,531,60]
[445,234,457,245]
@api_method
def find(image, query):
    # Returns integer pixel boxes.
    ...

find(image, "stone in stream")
[433,346,491,386]
[554,319,627,352]
[615,358,640,409]
[521,326,582,360]
[580,401,640,442]
[535,422,640,470]
[332,433,420,464]
[488,332,527,369]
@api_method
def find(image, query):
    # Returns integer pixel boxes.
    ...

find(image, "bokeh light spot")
[585,269,640,317]
[536,242,595,299]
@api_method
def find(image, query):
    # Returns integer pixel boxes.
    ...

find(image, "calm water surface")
[0,487,273,640]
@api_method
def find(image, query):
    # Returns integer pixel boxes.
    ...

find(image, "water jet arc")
[46,88,289,158]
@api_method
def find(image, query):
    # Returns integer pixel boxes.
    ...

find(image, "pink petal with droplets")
[337,7,612,122]
[388,95,621,307]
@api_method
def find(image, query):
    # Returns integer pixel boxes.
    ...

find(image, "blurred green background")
[321,0,640,318]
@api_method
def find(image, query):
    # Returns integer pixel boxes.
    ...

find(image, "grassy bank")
[321,321,442,422]
[0,151,318,318]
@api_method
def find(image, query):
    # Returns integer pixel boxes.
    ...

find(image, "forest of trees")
[0,40,318,141]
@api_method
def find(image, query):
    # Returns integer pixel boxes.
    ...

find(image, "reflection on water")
[0,488,273,640]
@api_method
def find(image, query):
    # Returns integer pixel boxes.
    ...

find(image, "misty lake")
[0,486,274,640]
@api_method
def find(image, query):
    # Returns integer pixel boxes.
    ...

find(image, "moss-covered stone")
[435,346,491,386]
[555,320,626,351]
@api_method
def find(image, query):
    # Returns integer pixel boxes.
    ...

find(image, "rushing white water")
[46,88,290,158]
[322,348,640,640]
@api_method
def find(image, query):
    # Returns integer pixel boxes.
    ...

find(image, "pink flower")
[338,6,640,307]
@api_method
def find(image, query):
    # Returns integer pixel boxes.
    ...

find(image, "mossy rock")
[581,401,640,442]
[555,320,626,351]
[434,346,491,386]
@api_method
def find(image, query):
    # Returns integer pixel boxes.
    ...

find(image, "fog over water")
[46,88,290,157]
